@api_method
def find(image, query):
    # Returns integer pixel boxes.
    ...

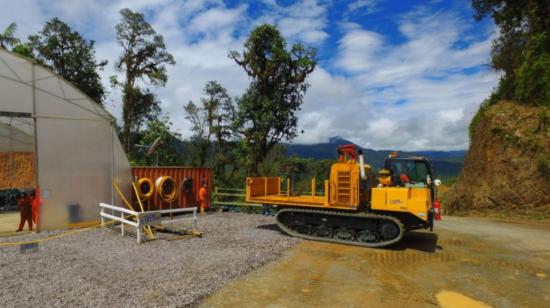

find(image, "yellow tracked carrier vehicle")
[245,144,440,247]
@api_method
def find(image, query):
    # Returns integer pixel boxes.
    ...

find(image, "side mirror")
[434,179,442,186]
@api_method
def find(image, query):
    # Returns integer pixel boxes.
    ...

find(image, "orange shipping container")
[131,166,212,211]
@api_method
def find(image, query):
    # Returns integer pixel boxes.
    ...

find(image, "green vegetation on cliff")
[472,0,550,107]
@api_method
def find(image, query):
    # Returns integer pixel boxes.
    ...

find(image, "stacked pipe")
[136,176,179,203]
[136,178,154,200]
[155,176,178,203]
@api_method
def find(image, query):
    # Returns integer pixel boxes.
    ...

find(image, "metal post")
[287,177,290,197]
[100,207,104,227]
[193,207,197,230]
[120,211,124,236]
[325,180,330,206]
[31,63,40,233]
[214,187,218,208]
[136,219,141,243]
[111,124,115,206]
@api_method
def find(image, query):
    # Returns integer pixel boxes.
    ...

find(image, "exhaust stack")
[358,149,367,180]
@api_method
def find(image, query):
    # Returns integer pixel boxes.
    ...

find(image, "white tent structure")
[0,48,132,229]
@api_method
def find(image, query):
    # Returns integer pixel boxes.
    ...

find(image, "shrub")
[514,33,550,106]
[538,155,550,179]
[537,108,549,133]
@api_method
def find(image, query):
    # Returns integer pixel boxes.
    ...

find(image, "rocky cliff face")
[445,101,550,219]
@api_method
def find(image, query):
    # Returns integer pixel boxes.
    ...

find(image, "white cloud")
[256,0,329,44]
[336,28,383,72]
[347,0,379,14]
[187,5,247,37]
[295,7,499,150]
[2,1,499,151]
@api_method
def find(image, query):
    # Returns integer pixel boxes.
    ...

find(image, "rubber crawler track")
[276,208,405,248]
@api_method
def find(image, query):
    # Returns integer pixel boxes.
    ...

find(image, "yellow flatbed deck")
[246,177,358,210]
[248,194,325,206]
[247,194,357,211]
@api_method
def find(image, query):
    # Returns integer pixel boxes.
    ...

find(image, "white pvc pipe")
[100,212,138,227]
[358,150,367,180]
[99,203,138,215]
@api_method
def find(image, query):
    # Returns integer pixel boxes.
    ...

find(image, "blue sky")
[1,0,499,150]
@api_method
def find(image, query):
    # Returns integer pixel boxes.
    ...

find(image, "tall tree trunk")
[122,83,132,152]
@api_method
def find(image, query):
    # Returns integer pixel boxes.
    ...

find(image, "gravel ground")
[0,212,300,307]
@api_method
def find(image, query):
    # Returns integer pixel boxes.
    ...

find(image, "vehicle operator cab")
[382,156,440,201]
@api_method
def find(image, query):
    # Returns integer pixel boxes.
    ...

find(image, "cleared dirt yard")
[204,216,550,307]
[1,213,549,307]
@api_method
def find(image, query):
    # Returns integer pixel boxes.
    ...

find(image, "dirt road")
[203,216,550,307]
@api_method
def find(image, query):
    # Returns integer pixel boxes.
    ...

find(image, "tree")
[183,100,209,167]
[124,87,162,134]
[0,22,20,48]
[229,24,317,175]
[131,116,183,166]
[11,43,33,58]
[202,81,235,182]
[113,8,175,152]
[183,81,236,176]
[472,0,550,105]
[27,18,107,105]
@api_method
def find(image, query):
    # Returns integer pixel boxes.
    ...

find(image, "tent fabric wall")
[0,48,132,229]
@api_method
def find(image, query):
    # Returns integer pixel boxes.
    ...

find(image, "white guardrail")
[99,203,198,243]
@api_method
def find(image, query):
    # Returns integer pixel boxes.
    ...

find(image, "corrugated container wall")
[131,167,212,210]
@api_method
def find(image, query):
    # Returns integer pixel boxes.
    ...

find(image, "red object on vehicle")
[399,173,410,184]
[337,144,357,161]
[434,200,442,221]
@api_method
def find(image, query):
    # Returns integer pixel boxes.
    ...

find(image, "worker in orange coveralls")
[198,180,208,215]
[31,187,41,226]
[16,191,33,231]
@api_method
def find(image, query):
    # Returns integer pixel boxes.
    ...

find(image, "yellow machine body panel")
[329,161,362,209]
[371,187,430,221]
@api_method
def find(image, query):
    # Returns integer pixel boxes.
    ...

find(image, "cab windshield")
[386,159,431,187]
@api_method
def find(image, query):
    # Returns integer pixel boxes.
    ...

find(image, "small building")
[0,48,132,229]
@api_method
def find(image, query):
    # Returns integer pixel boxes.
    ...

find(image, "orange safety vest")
[199,187,208,208]
[32,188,41,225]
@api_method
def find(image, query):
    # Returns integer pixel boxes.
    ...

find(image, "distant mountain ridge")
[284,137,466,178]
